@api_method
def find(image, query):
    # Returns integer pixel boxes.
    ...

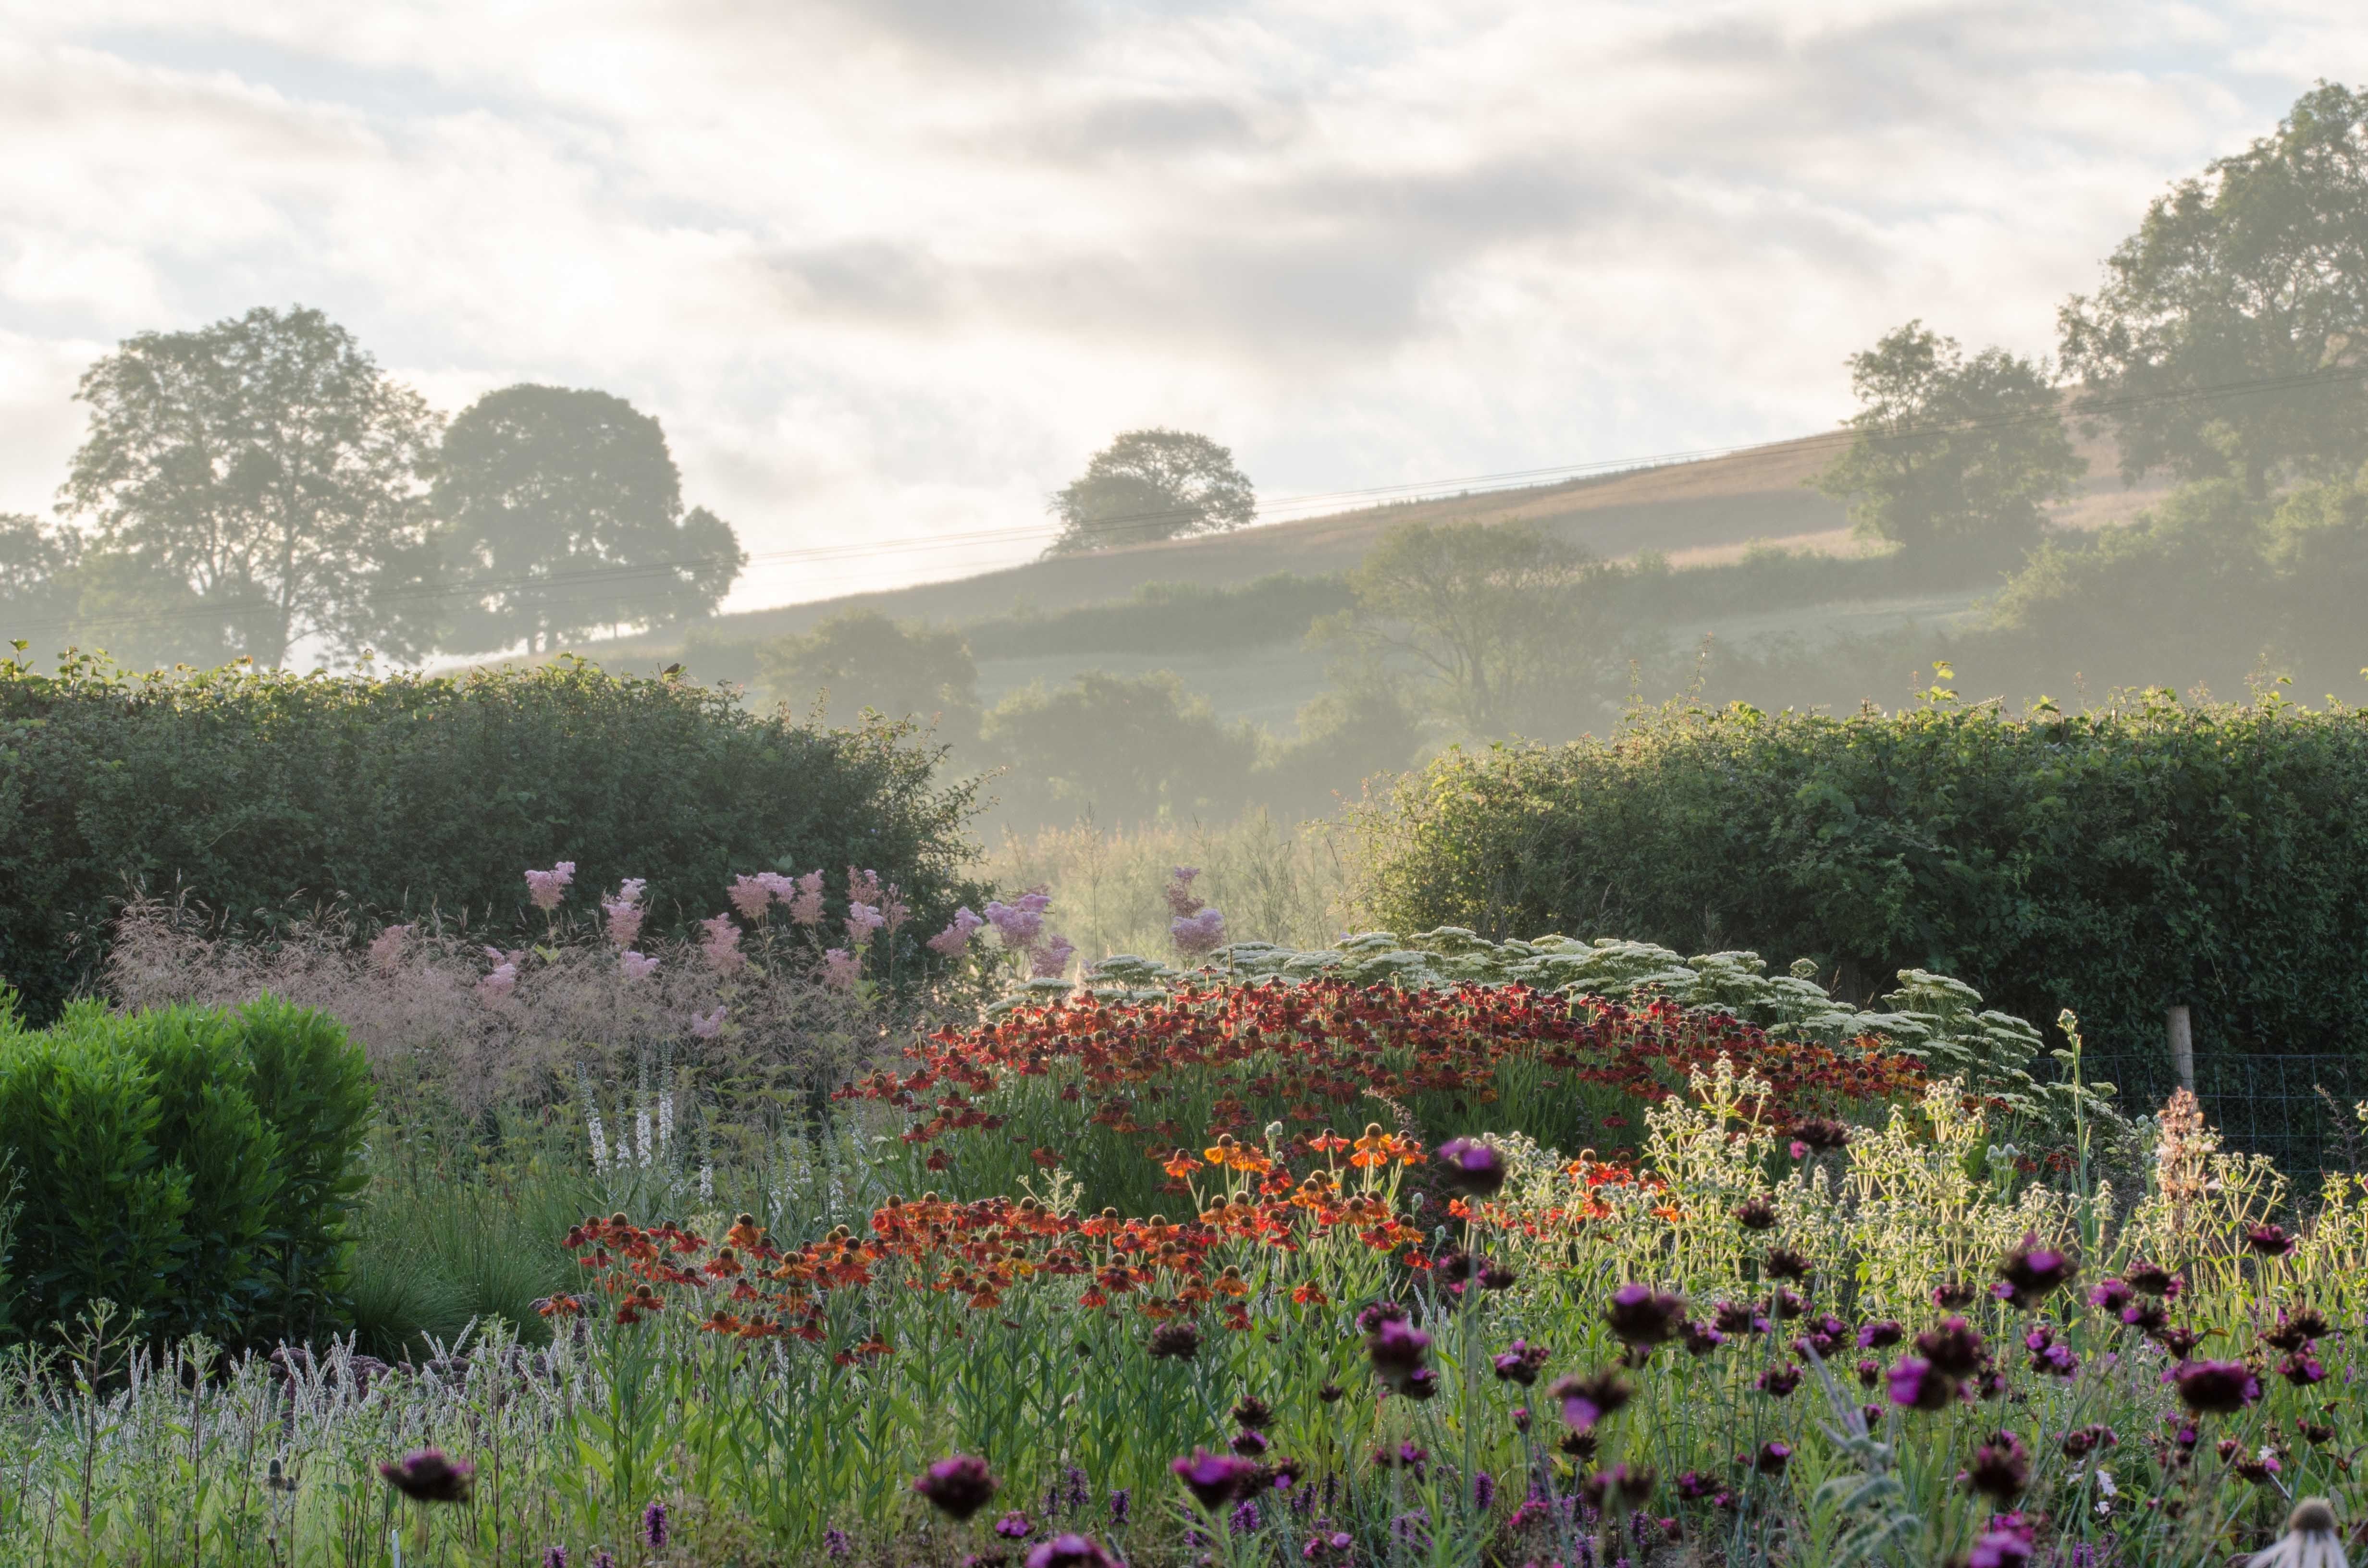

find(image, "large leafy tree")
[1814,322,2085,567]
[2059,82,2368,497]
[1046,428,1255,556]
[434,385,747,655]
[60,306,444,667]
[0,514,80,648]
[1326,519,1612,738]
[756,608,981,738]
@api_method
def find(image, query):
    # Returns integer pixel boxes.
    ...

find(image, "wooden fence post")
[2167,1004,2195,1092]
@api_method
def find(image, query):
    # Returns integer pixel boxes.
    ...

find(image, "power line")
[9,360,2362,648]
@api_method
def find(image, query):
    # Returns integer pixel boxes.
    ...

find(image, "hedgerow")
[0,651,984,1020]
[1348,690,2368,1066]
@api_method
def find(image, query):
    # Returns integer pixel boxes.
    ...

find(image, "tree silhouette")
[1045,429,1255,556]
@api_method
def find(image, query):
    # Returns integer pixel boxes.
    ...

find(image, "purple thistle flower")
[1754,1441,1791,1475]
[1887,1356,1955,1411]
[1492,1339,1549,1384]
[1603,1282,1687,1346]
[1434,1137,1508,1198]
[1966,1431,2029,1501]
[2174,1359,2261,1413]
[1547,1369,1631,1431]
[994,1510,1032,1540]
[1994,1231,2079,1309]
[1856,1319,1904,1350]
[1172,1448,1257,1511]
[1027,1536,1120,1568]
[380,1448,473,1504]
[913,1455,999,1520]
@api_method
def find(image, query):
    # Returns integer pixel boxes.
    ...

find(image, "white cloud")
[0,0,2351,612]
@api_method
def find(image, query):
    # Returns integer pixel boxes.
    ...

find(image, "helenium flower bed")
[4,1032,2362,1566]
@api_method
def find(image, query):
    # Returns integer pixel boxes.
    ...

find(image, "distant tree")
[434,385,747,655]
[982,671,1257,827]
[0,514,81,645]
[1326,519,1613,737]
[60,306,444,667]
[1046,429,1255,556]
[756,609,981,737]
[1814,322,2084,566]
[2059,83,2368,497]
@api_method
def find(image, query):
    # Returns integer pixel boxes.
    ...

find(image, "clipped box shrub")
[0,990,371,1346]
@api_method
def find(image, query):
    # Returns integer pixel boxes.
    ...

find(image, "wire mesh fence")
[2070,1050,2368,1177]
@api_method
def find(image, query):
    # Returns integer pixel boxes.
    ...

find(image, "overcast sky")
[1,1,2359,609]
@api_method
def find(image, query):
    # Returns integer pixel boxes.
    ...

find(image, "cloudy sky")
[1,0,2360,610]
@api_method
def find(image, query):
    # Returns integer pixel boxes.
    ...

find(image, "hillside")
[589,423,2158,668]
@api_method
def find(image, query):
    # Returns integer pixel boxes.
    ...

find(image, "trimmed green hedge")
[1351,693,2368,1066]
[0,991,372,1345]
[0,653,983,1019]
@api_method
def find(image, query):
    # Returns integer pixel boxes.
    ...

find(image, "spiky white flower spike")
[2254,1499,2348,1568]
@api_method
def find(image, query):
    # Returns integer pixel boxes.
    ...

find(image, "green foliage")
[0,653,984,1020]
[433,383,746,655]
[1350,693,2368,1067]
[56,304,446,668]
[2060,82,2368,495]
[1321,518,1616,737]
[756,607,981,735]
[1814,321,2084,565]
[965,573,1354,660]
[980,670,1259,828]
[0,993,369,1345]
[1045,428,1256,556]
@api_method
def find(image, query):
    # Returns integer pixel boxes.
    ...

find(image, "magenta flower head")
[1172,1449,1257,1512]
[1734,1196,1779,1231]
[1581,1462,1657,1513]
[381,1448,474,1504]
[1435,1138,1508,1198]
[1604,1282,1687,1346]
[1887,1355,1955,1412]
[1149,1321,1201,1360]
[1856,1319,1903,1350]
[1365,1317,1431,1392]
[1993,1231,2078,1310]
[1493,1340,1550,1385]
[2087,1278,2134,1314]
[1968,1516,2035,1568]
[2123,1260,2177,1296]
[1966,1431,2030,1501]
[1913,1316,1986,1377]
[1027,1535,1120,1568]
[2245,1223,2297,1258]
[1754,1441,1791,1475]
[2174,1359,2262,1414]
[913,1455,999,1520]
[1546,1369,1631,1432]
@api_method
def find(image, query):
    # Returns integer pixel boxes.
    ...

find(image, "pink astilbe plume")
[727,875,775,923]
[1163,866,1205,919]
[369,924,414,972]
[822,948,862,989]
[848,867,885,907]
[700,914,746,975]
[603,881,648,949]
[882,883,910,932]
[755,870,799,905]
[928,907,986,956]
[985,890,1051,950]
[846,902,886,945]
[1029,934,1076,979]
[619,951,660,982]
[477,962,519,1002]
[1171,906,1226,958]
[787,871,826,926]
[524,862,577,913]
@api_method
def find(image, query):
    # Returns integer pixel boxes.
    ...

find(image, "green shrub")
[0,652,982,1021]
[0,990,370,1345]
[1351,691,2368,1066]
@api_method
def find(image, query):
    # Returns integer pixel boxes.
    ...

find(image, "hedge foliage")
[0,653,983,1019]
[0,991,372,1345]
[1350,690,2368,1066]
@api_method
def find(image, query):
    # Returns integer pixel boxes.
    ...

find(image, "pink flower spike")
[822,948,861,990]
[727,875,774,923]
[846,901,887,945]
[700,914,747,974]
[787,871,826,926]
[523,862,576,912]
